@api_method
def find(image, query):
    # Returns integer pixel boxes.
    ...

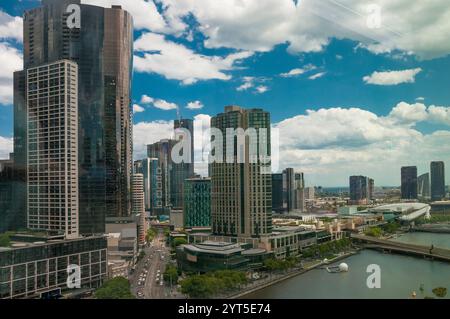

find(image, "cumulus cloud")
[140,94,178,110]
[0,136,13,159]
[133,120,174,159]
[133,104,145,113]
[280,64,316,77]
[273,102,450,186]
[158,0,450,60]
[236,76,269,94]
[0,42,23,105]
[308,72,326,80]
[133,114,212,175]
[134,32,253,84]
[363,68,422,85]
[0,11,22,42]
[186,100,204,110]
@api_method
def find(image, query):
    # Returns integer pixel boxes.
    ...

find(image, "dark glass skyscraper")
[184,177,211,228]
[172,119,195,208]
[401,166,418,200]
[349,176,369,204]
[430,161,445,201]
[418,173,430,198]
[15,0,134,234]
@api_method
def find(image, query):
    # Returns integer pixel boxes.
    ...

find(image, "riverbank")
[413,223,450,234]
[226,250,359,299]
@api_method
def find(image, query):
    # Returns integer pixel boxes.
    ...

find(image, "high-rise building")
[16,0,134,235]
[131,174,147,246]
[210,106,272,238]
[172,119,195,208]
[368,178,375,201]
[272,169,305,213]
[430,161,446,201]
[418,173,431,198]
[401,166,418,200]
[134,158,163,212]
[0,154,16,233]
[304,187,315,201]
[27,60,79,239]
[271,173,285,213]
[147,139,177,208]
[349,176,370,204]
[184,177,211,228]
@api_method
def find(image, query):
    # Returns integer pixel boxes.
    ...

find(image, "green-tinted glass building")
[14,0,134,234]
[184,177,211,228]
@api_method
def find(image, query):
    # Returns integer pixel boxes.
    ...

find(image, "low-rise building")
[0,235,107,299]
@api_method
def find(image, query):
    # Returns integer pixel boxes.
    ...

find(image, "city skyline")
[1,1,450,187]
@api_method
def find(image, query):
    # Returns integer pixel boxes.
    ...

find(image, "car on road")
[160,281,164,286]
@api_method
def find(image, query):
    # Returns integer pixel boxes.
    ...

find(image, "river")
[244,232,450,299]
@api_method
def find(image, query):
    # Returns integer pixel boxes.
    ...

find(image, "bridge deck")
[351,234,450,262]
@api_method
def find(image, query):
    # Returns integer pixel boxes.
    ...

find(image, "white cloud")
[0,11,22,42]
[140,94,178,111]
[416,97,425,102]
[159,0,450,60]
[133,120,174,159]
[134,32,253,84]
[308,72,326,80]
[0,42,23,105]
[280,64,316,77]
[133,114,212,176]
[237,77,255,91]
[388,102,428,125]
[256,85,269,94]
[186,100,204,110]
[236,76,269,93]
[133,104,145,113]
[81,0,174,33]
[273,103,450,186]
[0,136,13,159]
[363,68,422,85]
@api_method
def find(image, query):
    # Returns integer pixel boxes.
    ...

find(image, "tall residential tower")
[210,106,272,238]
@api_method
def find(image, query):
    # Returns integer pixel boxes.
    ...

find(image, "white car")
[160,281,164,286]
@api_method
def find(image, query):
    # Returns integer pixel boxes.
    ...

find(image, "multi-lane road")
[130,230,181,299]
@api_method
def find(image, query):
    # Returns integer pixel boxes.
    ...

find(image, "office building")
[271,173,285,213]
[184,177,211,228]
[349,176,372,205]
[0,235,107,299]
[131,174,147,246]
[27,60,79,239]
[272,169,305,213]
[171,119,195,209]
[0,154,18,233]
[418,173,430,198]
[304,187,315,200]
[134,158,163,212]
[368,178,374,201]
[147,139,177,208]
[210,106,272,238]
[401,166,418,200]
[16,0,134,235]
[431,161,446,201]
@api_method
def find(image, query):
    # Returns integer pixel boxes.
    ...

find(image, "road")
[130,230,181,299]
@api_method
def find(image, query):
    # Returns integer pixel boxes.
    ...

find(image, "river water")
[245,233,450,299]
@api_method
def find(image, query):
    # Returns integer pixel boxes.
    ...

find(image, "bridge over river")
[351,234,450,263]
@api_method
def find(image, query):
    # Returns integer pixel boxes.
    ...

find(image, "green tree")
[0,233,11,247]
[163,265,179,284]
[365,227,383,238]
[172,237,188,248]
[95,277,135,299]
[432,287,447,298]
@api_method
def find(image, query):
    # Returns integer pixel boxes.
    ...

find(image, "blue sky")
[1,0,450,186]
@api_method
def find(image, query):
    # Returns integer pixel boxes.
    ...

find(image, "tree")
[163,265,179,284]
[172,237,188,248]
[365,227,383,238]
[94,277,135,299]
[432,287,447,298]
[0,233,11,247]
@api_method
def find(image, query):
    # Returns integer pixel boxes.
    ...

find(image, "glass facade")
[401,166,418,200]
[0,236,107,299]
[17,0,134,235]
[430,161,445,201]
[184,178,211,228]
